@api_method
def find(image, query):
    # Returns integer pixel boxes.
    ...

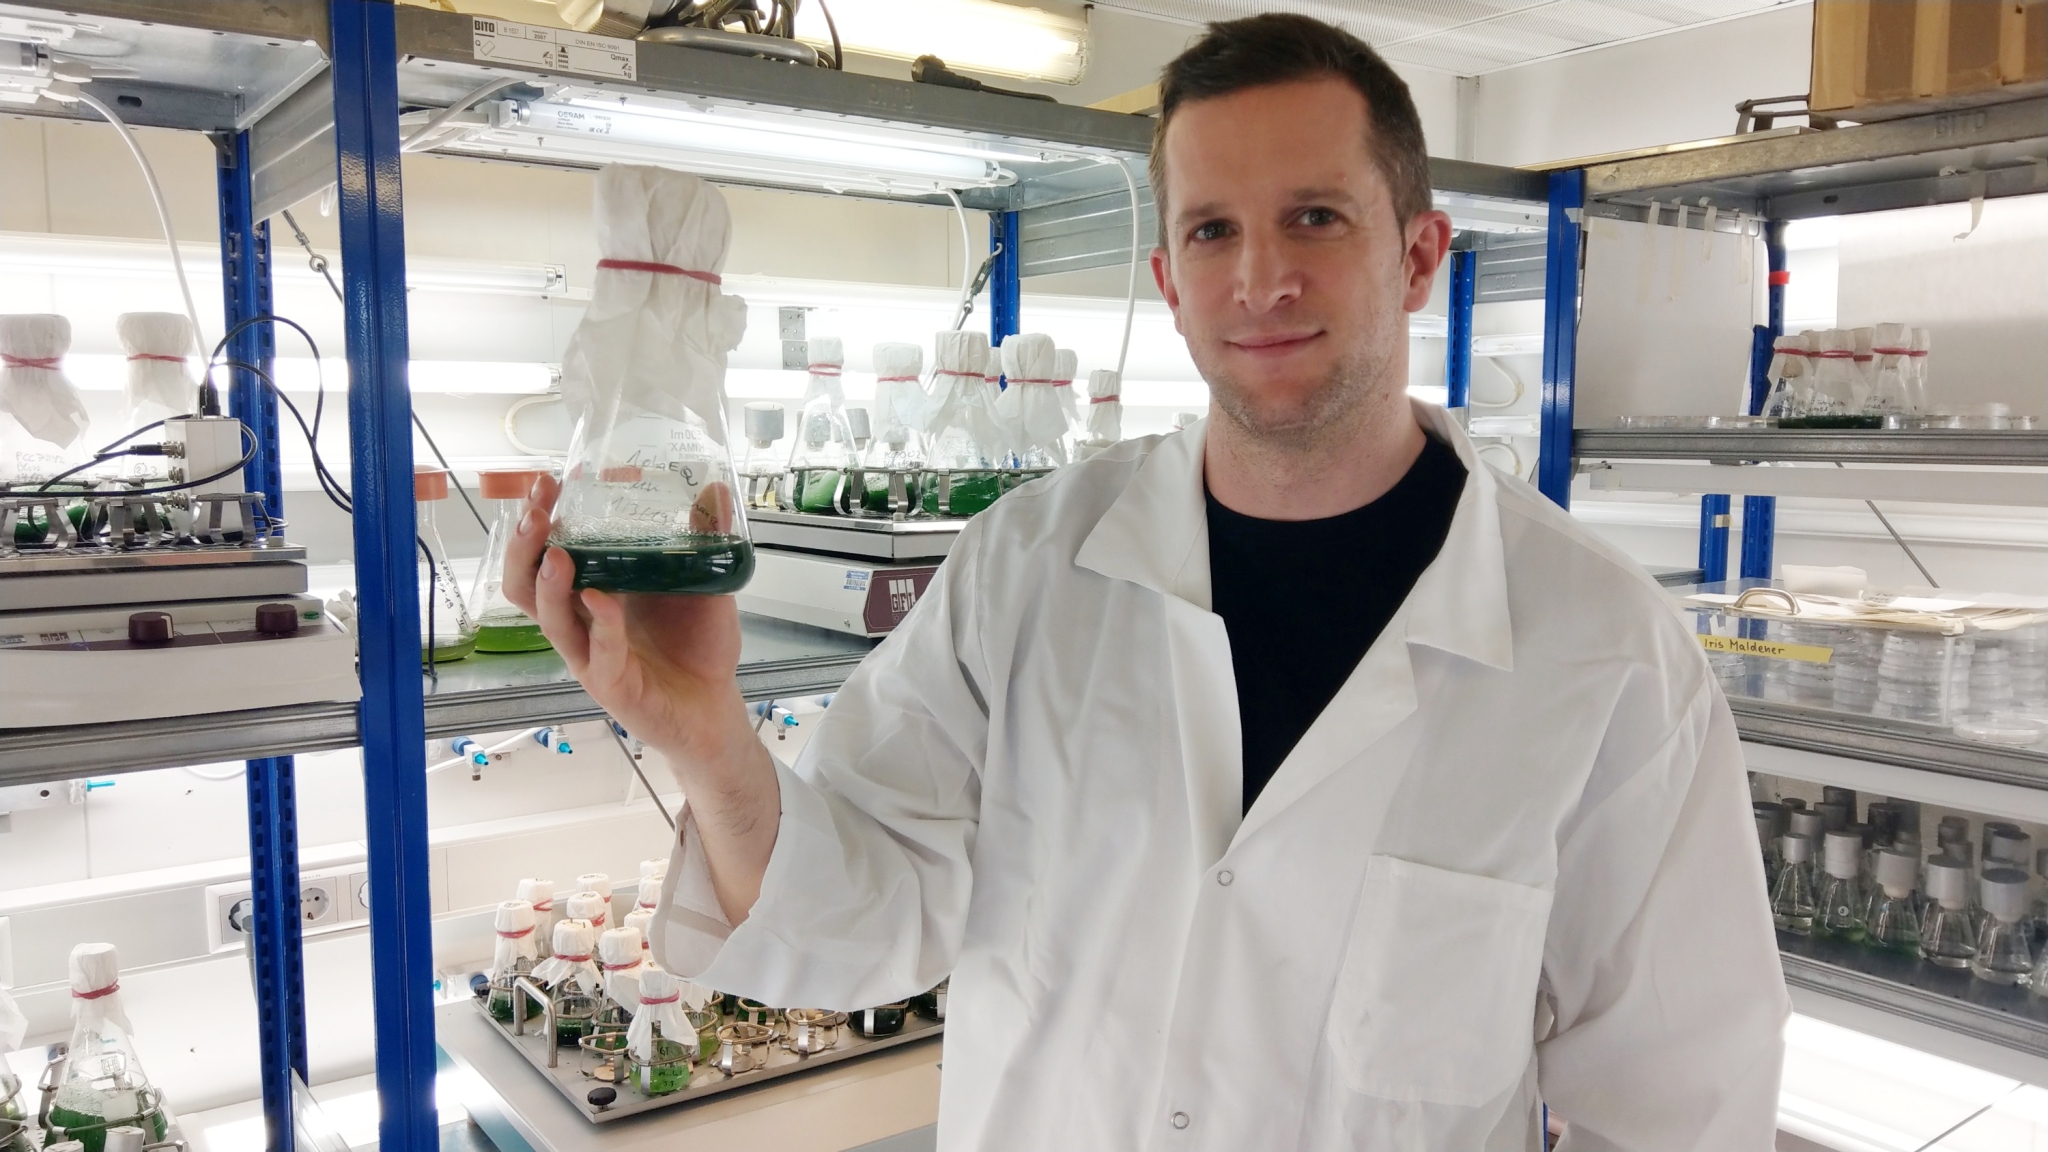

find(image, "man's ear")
[1152,245,1183,334]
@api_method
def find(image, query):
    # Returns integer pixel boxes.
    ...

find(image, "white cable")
[182,764,246,782]
[71,90,207,361]
[943,189,974,332]
[402,76,529,153]
[504,394,567,457]
[426,727,544,776]
[1104,155,1141,378]
[1470,357,1526,409]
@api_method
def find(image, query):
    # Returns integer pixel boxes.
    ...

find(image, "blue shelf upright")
[1444,248,1475,410]
[218,125,304,1152]
[1741,219,1789,581]
[989,209,1021,357]
[1536,170,1583,508]
[330,3,437,1152]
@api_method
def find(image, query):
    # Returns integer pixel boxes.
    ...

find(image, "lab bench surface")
[0,614,877,783]
[1778,931,2048,1060]
[436,1001,941,1152]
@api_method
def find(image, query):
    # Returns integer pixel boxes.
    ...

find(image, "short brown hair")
[1149,14,1432,247]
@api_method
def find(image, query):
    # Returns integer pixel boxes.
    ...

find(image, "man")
[506,13,1787,1150]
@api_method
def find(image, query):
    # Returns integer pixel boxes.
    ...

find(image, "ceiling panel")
[1093,0,1792,75]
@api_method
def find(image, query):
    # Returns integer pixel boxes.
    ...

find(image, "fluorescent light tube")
[61,356,556,395]
[464,97,1015,194]
[792,0,1087,85]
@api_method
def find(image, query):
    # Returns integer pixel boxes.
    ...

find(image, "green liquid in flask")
[794,471,843,515]
[475,617,552,654]
[44,1103,169,1152]
[421,633,476,664]
[562,538,754,595]
[635,1039,693,1095]
[920,473,1001,517]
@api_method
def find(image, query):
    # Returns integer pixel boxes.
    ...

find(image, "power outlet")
[345,871,371,921]
[205,869,353,952]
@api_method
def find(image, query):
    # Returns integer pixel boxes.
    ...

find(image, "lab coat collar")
[1074,401,1515,675]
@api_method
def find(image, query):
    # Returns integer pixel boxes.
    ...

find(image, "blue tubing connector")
[451,737,486,767]
[535,727,573,754]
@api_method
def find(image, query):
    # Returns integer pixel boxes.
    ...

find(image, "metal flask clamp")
[34,1049,181,1152]
[780,1009,847,1057]
[712,1023,775,1077]
[1,1070,28,1152]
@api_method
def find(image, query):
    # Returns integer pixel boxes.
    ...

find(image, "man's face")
[1151,77,1449,445]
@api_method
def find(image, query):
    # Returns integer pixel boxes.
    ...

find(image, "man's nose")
[1232,226,1302,314]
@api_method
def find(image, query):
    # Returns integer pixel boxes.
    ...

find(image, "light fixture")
[61,356,557,395]
[792,0,1088,85]
[451,94,1019,195]
[0,233,571,298]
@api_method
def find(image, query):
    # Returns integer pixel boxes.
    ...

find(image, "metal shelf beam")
[1575,428,2048,466]
[0,629,873,784]
[1583,96,2048,219]
[1731,698,2048,792]
[1779,935,2048,1060]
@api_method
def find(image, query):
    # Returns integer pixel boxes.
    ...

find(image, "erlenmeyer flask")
[471,469,552,653]
[788,337,853,515]
[861,342,928,516]
[44,946,170,1152]
[417,469,477,663]
[737,402,787,511]
[996,334,1076,469]
[548,165,752,595]
[920,331,1003,517]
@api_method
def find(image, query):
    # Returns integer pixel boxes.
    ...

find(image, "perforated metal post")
[1445,249,1475,410]
[1536,170,1582,507]
[1697,494,1731,583]
[243,756,307,1152]
[331,4,436,1152]
[989,209,1020,357]
[1740,220,1788,581]
[217,130,282,530]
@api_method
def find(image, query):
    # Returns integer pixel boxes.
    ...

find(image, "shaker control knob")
[255,603,300,636]
[127,611,174,645]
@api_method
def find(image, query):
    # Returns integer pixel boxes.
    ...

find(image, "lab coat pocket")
[1327,855,1553,1107]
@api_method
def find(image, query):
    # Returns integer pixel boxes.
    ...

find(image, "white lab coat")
[655,402,1788,1151]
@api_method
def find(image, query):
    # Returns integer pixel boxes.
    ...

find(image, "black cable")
[274,210,491,535]
[33,449,155,491]
[815,0,843,68]
[35,423,256,496]
[217,359,352,515]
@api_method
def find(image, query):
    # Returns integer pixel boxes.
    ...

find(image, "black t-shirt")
[1206,434,1467,813]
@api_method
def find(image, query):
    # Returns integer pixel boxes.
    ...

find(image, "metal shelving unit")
[1538,92,2048,1064]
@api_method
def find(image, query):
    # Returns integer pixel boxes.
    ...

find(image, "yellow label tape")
[1699,634,1833,664]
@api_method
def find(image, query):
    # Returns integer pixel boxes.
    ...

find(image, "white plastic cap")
[743,401,785,445]
[1755,813,1776,851]
[1823,830,1862,878]
[1981,867,2030,920]
[846,406,872,441]
[1788,810,1824,840]
[68,941,120,995]
[101,1132,145,1152]
[1986,828,2032,868]
[1874,850,1917,895]
[1937,815,1969,844]
[1925,856,1970,908]
[1779,833,1813,864]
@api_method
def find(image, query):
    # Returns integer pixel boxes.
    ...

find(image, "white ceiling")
[1091,0,1797,75]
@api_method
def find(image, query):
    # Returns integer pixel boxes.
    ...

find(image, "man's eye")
[1297,207,1339,227]
[1191,221,1230,242]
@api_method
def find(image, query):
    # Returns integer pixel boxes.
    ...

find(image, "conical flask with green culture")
[44,945,170,1152]
[548,164,753,594]
[471,469,553,652]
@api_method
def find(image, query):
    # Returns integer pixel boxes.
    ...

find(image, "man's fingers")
[580,588,633,691]
[501,474,559,616]
[531,545,592,670]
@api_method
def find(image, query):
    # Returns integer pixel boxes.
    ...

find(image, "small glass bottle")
[1920,856,1977,969]
[486,900,540,1024]
[737,402,787,511]
[1862,850,1921,957]
[627,969,696,1094]
[43,945,169,1152]
[518,878,557,959]
[1815,830,1866,942]
[788,337,853,515]
[470,469,553,654]
[1973,868,2037,985]
[1785,811,1823,889]
[417,468,477,663]
[1771,833,1818,934]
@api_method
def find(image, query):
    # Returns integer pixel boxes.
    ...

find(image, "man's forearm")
[657,717,782,926]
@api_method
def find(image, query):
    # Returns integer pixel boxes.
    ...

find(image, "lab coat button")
[1216,870,1233,886]
[1170,1112,1190,1130]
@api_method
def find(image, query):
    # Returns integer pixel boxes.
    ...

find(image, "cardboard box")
[1812,0,2047,119]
